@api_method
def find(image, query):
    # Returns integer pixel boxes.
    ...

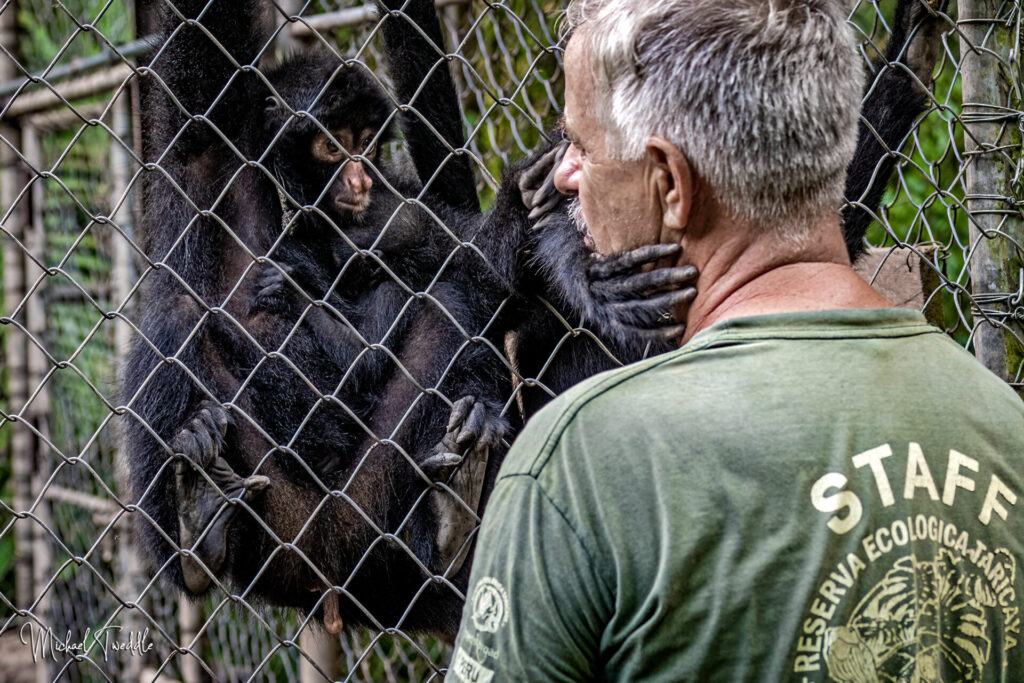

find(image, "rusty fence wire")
[0,0,1021,681]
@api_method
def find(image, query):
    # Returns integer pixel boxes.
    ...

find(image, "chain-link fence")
[1,0,1021,681]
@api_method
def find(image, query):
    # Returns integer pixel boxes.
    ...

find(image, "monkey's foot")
[173,402,270,594]
[587,243,698,342]
[424,396,508,576]
[421,396,506,477]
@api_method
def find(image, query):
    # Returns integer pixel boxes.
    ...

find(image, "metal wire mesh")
[0,0,1021,681]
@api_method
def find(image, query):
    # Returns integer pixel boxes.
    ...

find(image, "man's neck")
[678,215,893,344]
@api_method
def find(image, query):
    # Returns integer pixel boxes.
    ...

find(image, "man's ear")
[646,136,693,240]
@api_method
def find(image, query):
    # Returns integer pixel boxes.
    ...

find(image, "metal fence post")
[958,0,1024,391]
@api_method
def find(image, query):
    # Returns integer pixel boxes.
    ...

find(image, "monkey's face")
[309,126,380,216]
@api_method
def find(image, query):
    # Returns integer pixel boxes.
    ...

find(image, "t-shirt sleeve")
[449,474,612,682]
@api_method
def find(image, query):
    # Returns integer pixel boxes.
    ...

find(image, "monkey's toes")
[175,433,268,594]
[446,396,508,454]
[420,452,465,479]
[171,402,231,469]
[177,468,269,593]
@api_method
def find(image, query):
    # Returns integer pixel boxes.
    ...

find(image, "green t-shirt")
[451,309,1024,682]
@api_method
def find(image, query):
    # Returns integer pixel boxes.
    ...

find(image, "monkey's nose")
[344,162,373,195]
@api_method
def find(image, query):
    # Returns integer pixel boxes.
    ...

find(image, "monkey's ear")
[265,96,283,113]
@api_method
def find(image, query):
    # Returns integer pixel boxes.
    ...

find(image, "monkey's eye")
[360,131,377,157]
[311,134,346,163]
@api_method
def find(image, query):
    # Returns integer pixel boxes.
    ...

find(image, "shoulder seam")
[525,349,690,475]
[501,472,616,598]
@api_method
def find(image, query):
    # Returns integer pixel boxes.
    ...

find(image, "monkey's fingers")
[590,244,683,279]
[518,140,569,199]
[198,407,229,453]
[455,401,487,446]
[527,147,568,212]
[527,190,566,223]
[531,212,570,233]
[446,395,476,432]
[607,288,697,327]
[529,143,570,213]
[594,264,699,298]
[210,404,231,437]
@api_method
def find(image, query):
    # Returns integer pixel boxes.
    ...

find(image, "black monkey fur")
[127,0,662,635]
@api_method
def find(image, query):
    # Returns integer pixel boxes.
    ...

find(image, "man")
[451,0,1024,680]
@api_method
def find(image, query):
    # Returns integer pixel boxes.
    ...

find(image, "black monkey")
[503,0,952,417]
[126,0,947,640]
[125,0,684,636]
[126,0,460,603]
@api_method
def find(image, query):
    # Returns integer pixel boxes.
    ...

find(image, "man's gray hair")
[562,0,864,228]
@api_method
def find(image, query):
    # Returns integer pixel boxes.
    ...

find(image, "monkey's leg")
[424,396,508,576]
[841,0,950,259]
[173,401,269,593]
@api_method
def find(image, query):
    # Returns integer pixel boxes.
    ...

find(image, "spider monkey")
[380,0,950,424]
[125,0,685,635]
[126,0,455,605]
[125,0,947,638]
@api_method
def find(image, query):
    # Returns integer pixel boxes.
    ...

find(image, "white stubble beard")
[567,196,596,251]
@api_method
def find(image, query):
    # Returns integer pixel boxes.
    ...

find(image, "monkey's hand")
[423,396,508,577]
[250,262,297,315]
[518,138,569,232]
[173,401,269,594]
[586,244,698,343]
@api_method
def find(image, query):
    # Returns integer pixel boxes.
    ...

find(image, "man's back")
[453,309,1024,681]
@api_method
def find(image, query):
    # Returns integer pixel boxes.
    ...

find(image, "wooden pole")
[299,628,341,683]
[0,0,36,617]
[958,0,1024,391]
[109,87,147,683]
[178,601,203,683]
[22,119,55,683]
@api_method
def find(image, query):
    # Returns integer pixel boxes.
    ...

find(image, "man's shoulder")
[497,346,700,479]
